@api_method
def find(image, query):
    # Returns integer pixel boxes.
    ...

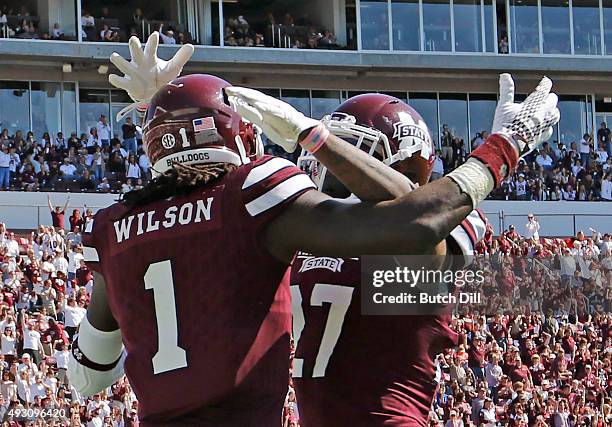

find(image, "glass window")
[408,93,439,147]
[604,0,612,55]
[453,0,482,52]
[220,0,345,49]
[439,94,468,149]
[111,90,136,138]
[31,83,61,140]
[423,0,451,51]
[62,83,77,136]
[378,92,408,103]
[558,96,587,146]
[541,0,570,54]
[360,0,390,50]
[509,0,539,53]
[346,0,359,50]
[572,0,601,55]
[281,90,311,116]
[80,1,197,44]
[345,91,370,101]
[79,89,110,137]
[391,0,420,51]
[468,94,497,144]
[0,82,29,137]
[260,89,281,98]
[0,1,77,41]
[311,91,341,120]
[483,0,496,53]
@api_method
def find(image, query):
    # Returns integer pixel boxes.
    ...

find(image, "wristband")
[447,158,495,208]
[299,123,330,154]
[469,133,519,187]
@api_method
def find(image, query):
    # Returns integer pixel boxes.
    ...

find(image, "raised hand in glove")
[108,32,194,121]
[492,73,560,157]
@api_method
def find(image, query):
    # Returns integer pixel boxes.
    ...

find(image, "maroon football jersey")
[290,254,457,427]
[82,156,315,425]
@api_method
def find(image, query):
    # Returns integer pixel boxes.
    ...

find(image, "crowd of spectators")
[0,5,70,41]
[0,212,145,425]
[80,8,192,45]
[0,199,610,426]
[2,115,612,201]
[0,5,192,44]
[0,115,151,193]
[425,218,612,426]
[224,12,340,49]
[432,123,612,201]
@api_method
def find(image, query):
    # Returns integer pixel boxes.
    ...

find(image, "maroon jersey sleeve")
[240,156,316,222]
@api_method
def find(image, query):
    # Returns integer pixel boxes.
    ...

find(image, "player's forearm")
[306,133,415,202]
[375,177,473,253]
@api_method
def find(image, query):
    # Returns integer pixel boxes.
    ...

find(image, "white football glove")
[108,32,194,121]
[225,87,319,153]
[492,73,560,157]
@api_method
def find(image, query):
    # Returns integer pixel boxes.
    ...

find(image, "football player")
[226,77,559,426]
[67,33,558,426]
[290,93,488,426]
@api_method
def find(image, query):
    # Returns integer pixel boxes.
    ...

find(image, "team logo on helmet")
[161,133,176,149]
[392,112,430,149]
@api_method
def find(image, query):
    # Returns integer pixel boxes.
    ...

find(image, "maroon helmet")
[143,74,263,176]
[298,93,434,188]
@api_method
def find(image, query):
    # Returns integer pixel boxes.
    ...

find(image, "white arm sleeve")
[67,315,125,396]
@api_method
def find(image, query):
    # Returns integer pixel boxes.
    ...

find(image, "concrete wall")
[0,192,609,236]
[0,192,118,230]
[479,200,612,237]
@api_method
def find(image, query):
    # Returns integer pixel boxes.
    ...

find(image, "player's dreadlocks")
[122,162,237,209]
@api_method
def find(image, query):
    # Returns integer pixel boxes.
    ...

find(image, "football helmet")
[143,74,263,177]
[298,93,434,190]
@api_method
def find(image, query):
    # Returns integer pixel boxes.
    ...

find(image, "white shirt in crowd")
[0,151,10,168]
[60,163,77,176]
[97,121,111,140]
[596,149,608,164]
[484,362,502,387]
[535,154,553,167]
[81,15,94,27]
[29,380,46,401]
[22,326,41,351]
[63,302,87,328]
[525,218,541,240]
[68,251,85,274]
[515,180,527,196]
[5,239,19,258]
[44,375,58,395]
[53,255,69,275]
[0,334,15,356]
[579,137,591,154]
[602,178,612,201]
[54,348,70,369]
[126,162,141,179]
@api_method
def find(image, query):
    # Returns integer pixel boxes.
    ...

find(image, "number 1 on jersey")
[291,284,354,378]
[144,260,188,374]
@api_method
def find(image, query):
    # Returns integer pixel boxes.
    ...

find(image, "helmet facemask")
[297,112,390,192]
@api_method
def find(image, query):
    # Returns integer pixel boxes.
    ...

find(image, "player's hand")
[108,32,194,120]
[225,86,320,153]
[492,74,559,157]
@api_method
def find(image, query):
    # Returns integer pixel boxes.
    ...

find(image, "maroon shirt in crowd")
[50,210,65,229]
